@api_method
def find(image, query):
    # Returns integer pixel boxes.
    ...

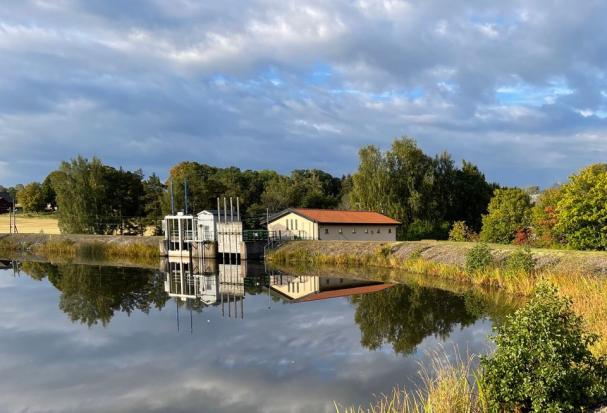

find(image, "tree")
[17,182,46,212]
[481,284,607,412]
[450,161,496,232]
[142,174,165,235]
[52,156,146,234]
[531,186,563,247]
[480,188,532,243]
[555,164,607,250]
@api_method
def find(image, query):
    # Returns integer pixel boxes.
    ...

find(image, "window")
[295,220,298,230]
[338,228,343,234]
[325,228,329,235]
[365,228,369,234]
[377,228,381,234]
[286,220,290,230]
[352,228,356,234]
[388,228,392,234]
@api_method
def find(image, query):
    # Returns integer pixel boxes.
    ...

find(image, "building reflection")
[162,257,393,321]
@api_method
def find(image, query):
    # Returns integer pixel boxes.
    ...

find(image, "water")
[0,259,513,413]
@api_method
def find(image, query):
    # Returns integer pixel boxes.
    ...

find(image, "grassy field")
[0,213,60,234]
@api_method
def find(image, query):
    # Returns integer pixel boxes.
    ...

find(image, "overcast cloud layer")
[1,0,607,186]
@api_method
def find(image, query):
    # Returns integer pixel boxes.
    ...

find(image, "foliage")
[504,247,535,274]
[16,182,46,212]
[352,284,479,354]
[51,156,145,234]
[531,186,563,247]
[555,164,607,250]
[480,188,532,244]
[142,173,165,234]
[449,221,476,242]
[465,243,493,273]
[350,137,496,240]
[481,284,607,412]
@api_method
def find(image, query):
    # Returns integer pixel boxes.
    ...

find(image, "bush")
[555,164,607,250]
[465,243,493,273]
[481,284,607,412]
[404,219,450,241]
[480,188,532,244]
[448,220,476,242]
[505,247,535,274]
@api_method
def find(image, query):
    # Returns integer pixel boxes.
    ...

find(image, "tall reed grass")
[335,351,486,413]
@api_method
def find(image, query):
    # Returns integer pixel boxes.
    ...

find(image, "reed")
[335,351,485,413]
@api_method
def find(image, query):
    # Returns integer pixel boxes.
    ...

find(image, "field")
[0,213,60,234]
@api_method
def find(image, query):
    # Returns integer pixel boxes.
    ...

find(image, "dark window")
[325,228,329,234]
[377,228,381,234]
[388,228,392,233]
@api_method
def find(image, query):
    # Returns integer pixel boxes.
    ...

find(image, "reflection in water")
[0,258,515,412]
[352,284,480,354]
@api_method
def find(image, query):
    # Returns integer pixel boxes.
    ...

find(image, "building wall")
[267,212,318,240]
[267,212,397,241]
[318,224,397,241]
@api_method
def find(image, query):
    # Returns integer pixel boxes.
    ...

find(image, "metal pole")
[230,197,233,223]
[184,179,189,215]
[236,197,240,222]
[170,180,175,215]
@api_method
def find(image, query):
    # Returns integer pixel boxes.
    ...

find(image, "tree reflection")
[20,262,169,326]
[351,284,481,355]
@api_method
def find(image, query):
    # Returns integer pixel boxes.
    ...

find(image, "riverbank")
[269,240,607,355]
[0,233,162,265]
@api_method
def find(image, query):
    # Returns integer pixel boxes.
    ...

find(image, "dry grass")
[336,351,485,413]
[0,214,60,234]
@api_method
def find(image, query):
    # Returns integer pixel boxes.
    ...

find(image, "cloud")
[1,0,607,186]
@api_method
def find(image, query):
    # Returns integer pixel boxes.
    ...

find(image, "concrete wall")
[267,212,318,240]
[318,224,397,241]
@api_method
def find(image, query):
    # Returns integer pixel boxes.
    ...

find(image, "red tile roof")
[294,284,394,303]
[292,208,400,225]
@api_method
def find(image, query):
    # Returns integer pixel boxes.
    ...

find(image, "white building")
[266,208,400,241]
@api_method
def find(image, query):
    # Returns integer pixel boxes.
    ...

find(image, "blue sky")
[1,0,607,187]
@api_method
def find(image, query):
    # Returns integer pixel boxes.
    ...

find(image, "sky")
[1,0,607,187]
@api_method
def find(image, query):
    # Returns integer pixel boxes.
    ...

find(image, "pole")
[236,197,240,222]
[170,180,175,215]
[184,179,189,215]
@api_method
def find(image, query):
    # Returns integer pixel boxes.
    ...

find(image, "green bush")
[505,246,535,274]
[465,243,493,273]
[448,220,476,242]
[481,284,607,412]
[480,188,532,244]
[555,164,607,250]
[404,219,450,241]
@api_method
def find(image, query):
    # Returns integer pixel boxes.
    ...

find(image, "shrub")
[481,284,607,412]
[555,164,607,250]
[448,221,476,242]
[465,243,493,273]
[480,188,532,244]
[504,247,535,274]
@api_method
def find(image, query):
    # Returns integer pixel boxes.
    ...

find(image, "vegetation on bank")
[337,285,607,413]
[269,240,607,355]
[0,235,160,265]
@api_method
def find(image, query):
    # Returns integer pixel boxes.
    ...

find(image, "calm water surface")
[0,259,512,413]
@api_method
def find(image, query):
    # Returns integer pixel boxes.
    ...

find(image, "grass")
[0,213,60,234]
[335,351,486,413]
[0,235,160,267]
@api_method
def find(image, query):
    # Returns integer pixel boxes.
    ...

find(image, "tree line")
[7,136,607,250]
[3,137,497,238]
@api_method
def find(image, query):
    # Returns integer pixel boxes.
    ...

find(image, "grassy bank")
[0,233,161,266]
[269,240,607,356]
